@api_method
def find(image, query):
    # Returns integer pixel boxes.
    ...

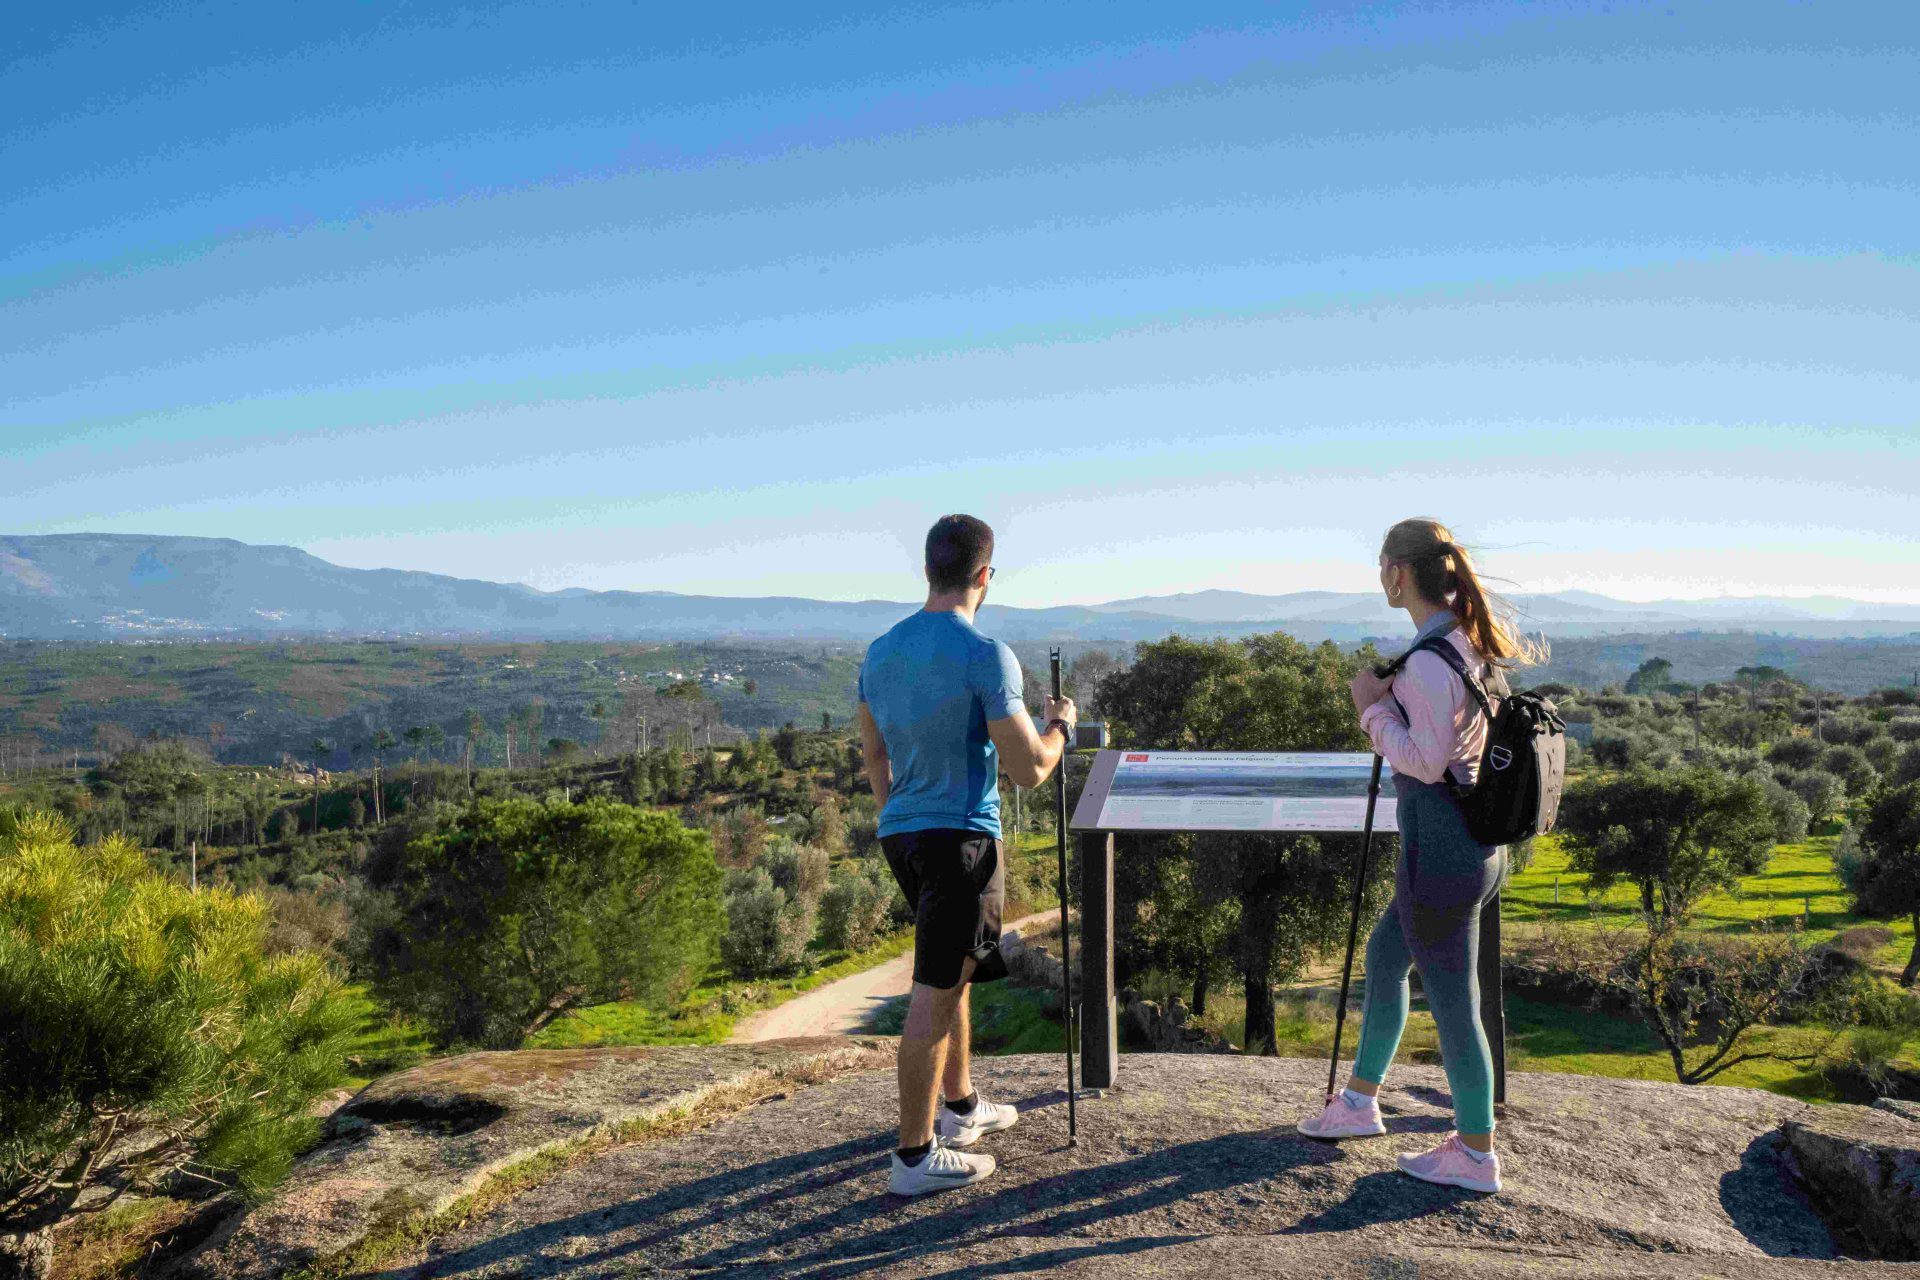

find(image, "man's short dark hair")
[925,515,995,593]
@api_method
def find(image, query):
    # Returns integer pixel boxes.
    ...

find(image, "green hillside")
[0,639,863,770]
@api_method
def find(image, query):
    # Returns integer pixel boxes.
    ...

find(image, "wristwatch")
[1044,718,1074,747]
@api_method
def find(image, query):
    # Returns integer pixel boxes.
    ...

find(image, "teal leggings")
[1351,774,1506,1135]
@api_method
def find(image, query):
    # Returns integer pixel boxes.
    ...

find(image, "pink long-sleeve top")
[1360,624,1492,786]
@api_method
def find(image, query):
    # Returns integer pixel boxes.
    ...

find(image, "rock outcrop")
[1783,1103,1920,1260]
[168,1036,893,1280]
[172,1043,1920,1278]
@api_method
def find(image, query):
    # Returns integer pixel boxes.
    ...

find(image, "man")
[856,514,1078,1195]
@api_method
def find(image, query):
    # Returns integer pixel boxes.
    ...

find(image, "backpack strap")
[1382,628,1496,724]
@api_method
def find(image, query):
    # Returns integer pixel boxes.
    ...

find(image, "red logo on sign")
[1125,754,1149,763]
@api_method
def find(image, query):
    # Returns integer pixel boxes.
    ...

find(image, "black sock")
[896,1141,933,1166]
[945,1090,978,1116]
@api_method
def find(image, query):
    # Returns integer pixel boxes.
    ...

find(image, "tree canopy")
[361,796,724,1048]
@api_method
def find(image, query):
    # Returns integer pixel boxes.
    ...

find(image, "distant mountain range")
[4,534,1919,644]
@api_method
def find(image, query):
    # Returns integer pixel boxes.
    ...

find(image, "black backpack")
[1379,630,1567,846]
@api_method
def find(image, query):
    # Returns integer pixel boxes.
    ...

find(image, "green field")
[1505,829,1915,976]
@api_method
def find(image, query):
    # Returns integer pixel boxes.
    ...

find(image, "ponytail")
[1380,518,1547,669]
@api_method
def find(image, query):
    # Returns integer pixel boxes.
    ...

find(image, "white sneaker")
[888,1138,995,1196]
[1297,1091,1387,1140]
[935,1095,1019,1148]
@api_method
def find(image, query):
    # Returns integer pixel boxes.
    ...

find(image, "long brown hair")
[1381,518,1546,669]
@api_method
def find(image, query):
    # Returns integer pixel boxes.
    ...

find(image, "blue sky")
[4,0,1917,606]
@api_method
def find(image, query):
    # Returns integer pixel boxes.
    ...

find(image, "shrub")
[720,868,816,976]
[1892,743,1920,788]
[1820,744,1878,797]
[1829,925,1895,965]
[1823,718,1879,748]
[1766,737,1823,770]
[1889,716,1920,744]
[707,804,770,868]
[0,811,355,1239]
[1589,733,1638,770]
[845,796,881,858]
[259,880,353,959]
[761,839,830,902]
[1787,769,1846,827]
[1863,735,1900,773]
[361,797,723,1048]
[807,795,849,855]
[817,861,900,952]
[1761,778,1812,845]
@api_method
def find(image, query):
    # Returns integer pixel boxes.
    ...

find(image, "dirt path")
[729,910,1060,1042]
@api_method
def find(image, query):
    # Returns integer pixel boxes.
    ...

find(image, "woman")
[1297,518,1543,1194]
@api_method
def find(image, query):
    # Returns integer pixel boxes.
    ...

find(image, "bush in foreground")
[0,810,355,1246]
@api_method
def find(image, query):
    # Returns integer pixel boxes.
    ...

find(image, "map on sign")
[1072,750,1395,833]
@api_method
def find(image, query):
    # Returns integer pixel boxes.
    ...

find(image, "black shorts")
[880,828,1008,990]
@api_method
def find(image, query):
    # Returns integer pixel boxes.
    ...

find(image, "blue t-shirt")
[857,610,1026,838]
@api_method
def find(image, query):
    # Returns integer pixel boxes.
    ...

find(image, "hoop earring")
[1387,584,1402,603]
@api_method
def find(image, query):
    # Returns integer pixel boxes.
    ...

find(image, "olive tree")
[1558,766,1777,924]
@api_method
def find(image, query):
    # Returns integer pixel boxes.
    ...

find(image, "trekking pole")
[1050,647,1079,1146]
[1326,753,1385,1101]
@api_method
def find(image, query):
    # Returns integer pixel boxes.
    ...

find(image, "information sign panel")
[1069,750,1395,834]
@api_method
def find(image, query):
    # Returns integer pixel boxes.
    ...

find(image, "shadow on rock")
[1718,1131,1836,1260]
[414,1128,1340,1279]
[1278,1170,1468,1237]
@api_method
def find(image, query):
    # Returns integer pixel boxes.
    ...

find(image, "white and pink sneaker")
[1297,1090,1386,1140]
[1396,1132,1502,1193]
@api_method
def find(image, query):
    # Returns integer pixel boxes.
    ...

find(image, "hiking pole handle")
[1050,647,1078,1144]
[1327,753,1384,1100]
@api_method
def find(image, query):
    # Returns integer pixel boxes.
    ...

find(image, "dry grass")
[49,1197,203,1280]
